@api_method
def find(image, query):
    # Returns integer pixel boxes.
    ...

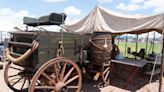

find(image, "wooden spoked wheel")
[101,63,111,85]
[4,61,33,91]
[29,57,82,92]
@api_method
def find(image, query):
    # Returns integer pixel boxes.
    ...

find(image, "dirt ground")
[0,62,164,92]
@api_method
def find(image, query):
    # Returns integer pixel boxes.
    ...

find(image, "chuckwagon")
[4,13,112,92]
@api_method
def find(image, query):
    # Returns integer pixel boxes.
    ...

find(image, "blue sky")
[0,0,163,32]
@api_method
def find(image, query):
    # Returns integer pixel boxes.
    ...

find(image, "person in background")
[111,37,120,59]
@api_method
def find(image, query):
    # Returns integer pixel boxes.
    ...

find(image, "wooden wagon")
[4,13,112,92]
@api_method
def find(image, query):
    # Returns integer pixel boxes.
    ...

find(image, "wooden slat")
[10,31,35,35]
[9,52,22,57]
[8,41,32,47]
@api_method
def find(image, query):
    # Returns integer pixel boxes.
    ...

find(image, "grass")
[116,42,162,57]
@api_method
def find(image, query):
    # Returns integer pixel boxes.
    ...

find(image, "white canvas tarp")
[64,6,164,34]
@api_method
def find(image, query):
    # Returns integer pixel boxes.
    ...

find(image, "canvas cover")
[64,6,164,34]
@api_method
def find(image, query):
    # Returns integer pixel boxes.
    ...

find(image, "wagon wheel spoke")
[54,62,59,82]
[65,75,79,85]
[63,67,75,82]
[36,80,41,85]
[21,78,26,90]
[67,86,79,89]
[103,67,109,74]
[60,62,67,81]
[102,64,111,85]
[9,66,24,71]
[4,61,34,92]
[42,72,56,86]
[11,77,23,86]
[29,58,82,92]
[8,74,20,78]
[35,86,55,89]
[104,71,110,81]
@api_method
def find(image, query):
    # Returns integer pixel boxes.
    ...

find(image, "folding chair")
[132,48,145,59]
[127,47,133,58]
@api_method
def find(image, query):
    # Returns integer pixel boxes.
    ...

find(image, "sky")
[0,0,164,32]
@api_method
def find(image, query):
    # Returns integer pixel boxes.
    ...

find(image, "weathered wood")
[9,31,90,70]
[8,41,32,47]
[10,31,36,35]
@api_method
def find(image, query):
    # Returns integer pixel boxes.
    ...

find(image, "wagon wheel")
[29,57,82,92]
[101,62,111,86]
[4,61,34,91]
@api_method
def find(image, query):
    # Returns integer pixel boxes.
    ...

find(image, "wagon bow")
[5,40,39,64]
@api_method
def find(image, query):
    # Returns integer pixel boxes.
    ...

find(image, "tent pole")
[125,34,128,57]
[146,32,149,55]
[135,34,138,59]
[152,31,155,53]
[159,27,164,92]
[118,35,120,45]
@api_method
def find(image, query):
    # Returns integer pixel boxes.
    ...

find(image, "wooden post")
[135,34,138,59]
[159,29,164,92]
[152,31,155,53]
[117,35,120,45]
[125,34,128,57]
[145,33,149,55]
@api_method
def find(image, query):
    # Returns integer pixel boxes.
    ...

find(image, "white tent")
[64,5,164,34]
[64,5,164,91]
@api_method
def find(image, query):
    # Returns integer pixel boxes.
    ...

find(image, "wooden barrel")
[89,32,112,64]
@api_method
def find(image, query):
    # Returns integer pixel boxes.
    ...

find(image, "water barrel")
[89,32,112,64]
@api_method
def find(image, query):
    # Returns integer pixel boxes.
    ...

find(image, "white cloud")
[143,0,164,13]
[0,8,34,32]
[65,17,80,25]
[130,0,144,4]
[116,3,126,10]
[154,7,164,13]
[98,0,112,3]
[116,2,141,11]
[64,6,81,16]
[116,0,164,13]
[43,0,67,3]
[127,4,141,11]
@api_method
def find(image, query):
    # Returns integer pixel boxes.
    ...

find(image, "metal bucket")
[90,32,112,64]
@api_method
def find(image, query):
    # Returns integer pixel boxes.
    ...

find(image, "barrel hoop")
[89,39,103,50]
[91,55,111,60]
[91,38,112,40]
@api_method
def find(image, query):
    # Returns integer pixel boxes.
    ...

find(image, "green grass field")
[116,42,162,57]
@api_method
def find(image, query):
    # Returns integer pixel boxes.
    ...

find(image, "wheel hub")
[55,82,66,91]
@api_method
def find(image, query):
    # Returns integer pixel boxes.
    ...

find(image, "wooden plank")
[111,59,146,68]
[8,41,32,47]
[10,31,35,35]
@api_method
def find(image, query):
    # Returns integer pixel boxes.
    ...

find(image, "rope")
[58,13,65,56]
[6,40,39,64]
[61,14,64,45]
[56,14,65,57]
[56,41,64,57]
